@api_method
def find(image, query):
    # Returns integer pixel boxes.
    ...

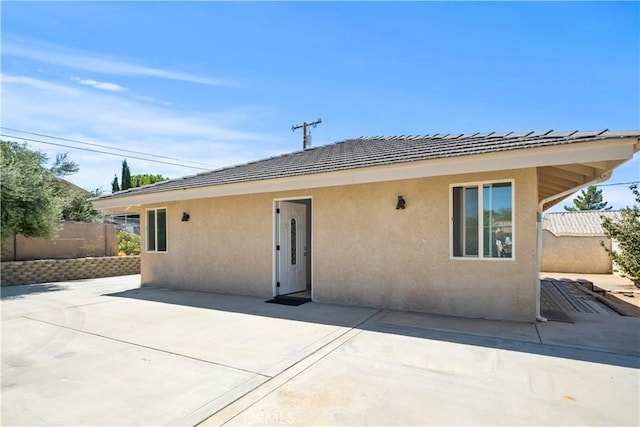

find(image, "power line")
[291,118,322,150]
[594,181,639,188]
[0,127,214,168]
[1,134,212,171]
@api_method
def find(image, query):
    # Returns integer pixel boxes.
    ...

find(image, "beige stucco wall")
[541,231,612,274]
[139,167,539,322]
[1,222,117,261]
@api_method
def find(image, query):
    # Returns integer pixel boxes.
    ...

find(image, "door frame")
[273,196,313,299]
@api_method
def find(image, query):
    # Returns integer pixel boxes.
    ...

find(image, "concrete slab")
[3,276,640,426]
[220,329,639,426]
[537,312,640,357]
[22,286,379,377]
[376,310,540,343]
[2,316,265,426]
[1,275,140,321]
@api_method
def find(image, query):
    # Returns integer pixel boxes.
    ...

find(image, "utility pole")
[292,118,322,150]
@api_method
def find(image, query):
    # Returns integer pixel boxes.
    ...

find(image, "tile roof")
[96,129,639,201]
[543,211,621,236]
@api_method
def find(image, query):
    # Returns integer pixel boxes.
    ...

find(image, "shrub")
[601,184,640,288]
[117,230,141,256]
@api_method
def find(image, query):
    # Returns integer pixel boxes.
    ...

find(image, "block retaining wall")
[1,256,140,286]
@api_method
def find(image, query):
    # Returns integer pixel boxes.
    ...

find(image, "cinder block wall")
[1,256,140,286]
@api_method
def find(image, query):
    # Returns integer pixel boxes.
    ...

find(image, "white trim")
[272,196,313,299]
[92,138,637,211]
[145,207,168,253]
[449,179,515,261]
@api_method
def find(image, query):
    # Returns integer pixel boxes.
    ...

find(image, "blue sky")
[2,2,638,210]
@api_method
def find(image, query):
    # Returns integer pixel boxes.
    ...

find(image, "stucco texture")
[541,231,612,274]
[1,222,117,261]
[139,168,539,322]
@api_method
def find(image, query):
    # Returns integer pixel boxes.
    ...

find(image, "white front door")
[276,201,307,295]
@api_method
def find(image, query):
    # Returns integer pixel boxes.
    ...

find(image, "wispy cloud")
[1,73,280,192]
[3,35,236,87]
[2,74,78,96]
[71,77,126,92]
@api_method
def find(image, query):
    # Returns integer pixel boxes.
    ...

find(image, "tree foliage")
[564,185,611,211]
[1,141,62,241]
[601,185,640,288]
[111,175,120,193]
[53,180,100,222]
[121,159,132,191]
[117,230,141,256]
[131,173,169,188]
[1,141,99,242]
[111,160,168,192]
[49,152,79,177]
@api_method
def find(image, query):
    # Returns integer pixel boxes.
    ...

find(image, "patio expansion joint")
[533,323,543,344]
[198,308,384,427]
[21,315,270,379]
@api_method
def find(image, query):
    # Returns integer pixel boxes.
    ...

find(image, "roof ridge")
[546,210,621,214]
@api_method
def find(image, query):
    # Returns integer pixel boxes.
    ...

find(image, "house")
[92,130,640,322]
[542,210,620,274]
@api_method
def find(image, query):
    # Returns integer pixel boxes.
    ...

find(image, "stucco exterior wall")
[139,167,539,322]
[141,194,275,296]
[541,231,612,274]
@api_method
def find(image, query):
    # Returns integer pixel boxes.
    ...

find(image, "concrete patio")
[2,275,639,426]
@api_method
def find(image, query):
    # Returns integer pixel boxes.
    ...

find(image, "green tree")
[49,152,79,177]
[121,159,132,191]
[131,173,169,188]
[601,184,640,288]
[117,230,141,255]
[1,141,62,241]
[564,185,612,211]
[111,175,120,193]
[111,166,169,193]
[54,180,100,222]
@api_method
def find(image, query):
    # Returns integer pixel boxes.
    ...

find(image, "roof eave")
[92,136,639,211]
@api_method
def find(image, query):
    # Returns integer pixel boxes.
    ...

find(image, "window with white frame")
[146,208,167,252]
[451,181,513,259]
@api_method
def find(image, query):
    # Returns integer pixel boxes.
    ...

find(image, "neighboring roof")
[54,177,91,194]
[543,210,621,236]
[95,129,640,203]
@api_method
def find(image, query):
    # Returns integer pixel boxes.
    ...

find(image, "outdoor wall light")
[396,196,406,210]
[181,212,190,222]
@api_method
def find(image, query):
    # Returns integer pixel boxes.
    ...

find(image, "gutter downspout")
[535,172,612,322]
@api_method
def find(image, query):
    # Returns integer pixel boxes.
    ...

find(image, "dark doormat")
[265,296,311,306]
[541,308,574,323]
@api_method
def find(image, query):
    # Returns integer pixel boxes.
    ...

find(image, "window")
[452,181,513,259]
[147,208,167,252]
[291,218,297,265]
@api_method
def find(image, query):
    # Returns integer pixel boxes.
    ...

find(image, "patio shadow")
[1,283,68,299]
[105,285,640,369]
